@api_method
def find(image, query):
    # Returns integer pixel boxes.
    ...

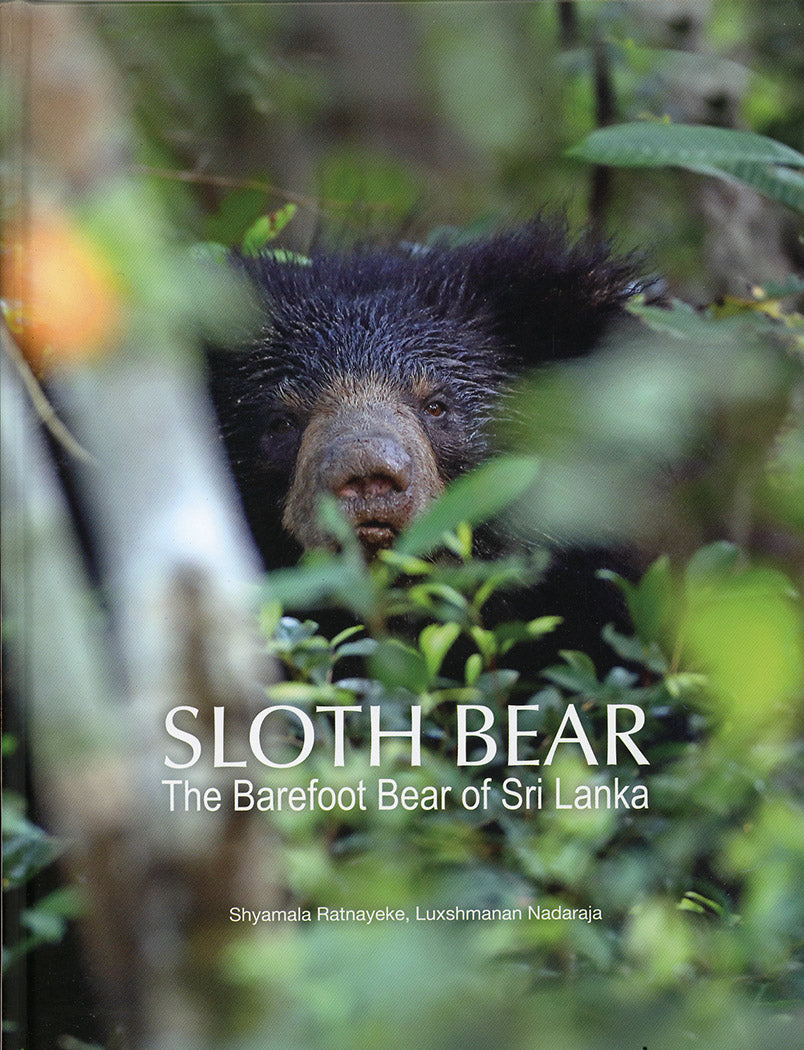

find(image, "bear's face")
[209,222,635,565]
[281,372,447,552]
[236,289,505,555]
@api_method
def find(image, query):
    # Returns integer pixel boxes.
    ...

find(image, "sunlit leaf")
[419,622,462,680]
[241,203,298,254]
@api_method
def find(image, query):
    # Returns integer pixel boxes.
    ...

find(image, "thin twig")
[130,164,403,217]
[1,321,97,465]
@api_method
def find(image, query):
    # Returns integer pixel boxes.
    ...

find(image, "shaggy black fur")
[208,218,636,566]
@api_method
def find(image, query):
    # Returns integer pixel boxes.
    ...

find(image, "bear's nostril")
[337,473,400,501]
[324,434,413,500]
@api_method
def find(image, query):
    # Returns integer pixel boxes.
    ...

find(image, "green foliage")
[203,187,273,247]
[73,179,261,362]
[85,1,804,301]
[568,121,804,213]
[2,753,84,976]
[317,149,427,238]
[396,456,541,558]
[241,203,298,255]
[239,520,803,1046]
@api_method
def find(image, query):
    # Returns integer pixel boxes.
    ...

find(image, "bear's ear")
[443,218,638,367]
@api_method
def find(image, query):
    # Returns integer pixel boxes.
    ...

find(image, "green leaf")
[397,456,540,557]
[204,186,269,245]
[569,121,804,170]
[618,555,678,649]
[21,909,68,943]
[272,617,320,647]
[569,122,804,213]
[376,550,434,577]
[263,550,375,619]
[748,275,804,299]
[664,671,709,698]
[28,885,85,921]
[407,581,469,622]
[469,625,497,665]
[334,639,380,660]
[464,652,483,686]
[2,819,61,888]
[473,669,520,700]
[685,541,742,583]
[419,622,462,680]
[20,887,85,944]
[626,296,747,340]
[256,248,312,266]
[241,203,297,254]
[267,682,355,705]
[441,522,474,561]
[330,624,367,648]
[369,638,430,694]
[493,616,563,655]
[678,890,733,920]
[601,625,668,675]
[541,650,600,692]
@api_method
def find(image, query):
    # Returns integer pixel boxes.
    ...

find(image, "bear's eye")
[424,398,448,419]
[266,412,296,435]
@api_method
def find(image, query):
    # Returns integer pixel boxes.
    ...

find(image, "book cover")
[3,3,803,1049]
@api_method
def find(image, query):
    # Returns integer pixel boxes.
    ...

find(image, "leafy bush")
[2,738,84,980]
[221,537,803,1047]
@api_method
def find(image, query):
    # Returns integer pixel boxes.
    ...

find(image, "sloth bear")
[208,218,638,665]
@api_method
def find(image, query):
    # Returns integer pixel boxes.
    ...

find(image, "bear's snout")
[282,381,445,556]
[324,432,413,500]
[321,431,416,551]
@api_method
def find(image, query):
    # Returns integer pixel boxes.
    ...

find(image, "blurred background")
[2,2,803,1049]
[12,1,802,285]
[85,1,803,290]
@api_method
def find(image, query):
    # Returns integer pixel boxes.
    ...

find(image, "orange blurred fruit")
[1,212,123,373]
